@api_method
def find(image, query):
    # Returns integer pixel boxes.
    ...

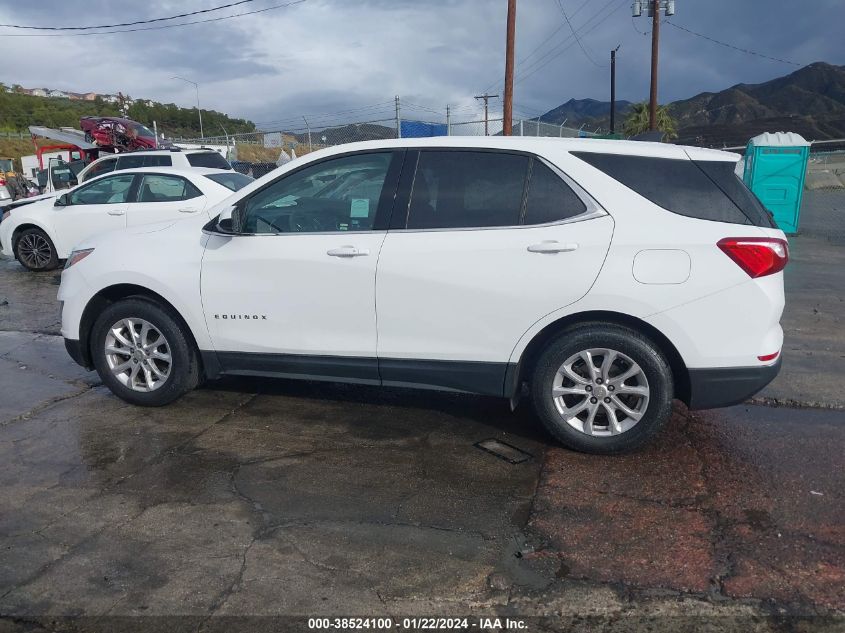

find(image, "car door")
[375,149,614,392]
[200,150,403,378]
[50,173,136,255]
[128,173,207,226]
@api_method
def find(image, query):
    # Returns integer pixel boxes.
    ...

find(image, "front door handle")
[179,207,200,214]
[327,245,370,258]
[527,241,579,254]
[107,209,126,216]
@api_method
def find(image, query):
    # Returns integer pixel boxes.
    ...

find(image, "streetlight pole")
[503,0,516,136]
[172,76,203,139]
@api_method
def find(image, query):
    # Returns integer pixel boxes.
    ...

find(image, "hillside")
[539,62,845,145]
[0,89,256,139]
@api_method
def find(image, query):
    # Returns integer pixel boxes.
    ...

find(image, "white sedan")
[0,167,252,271]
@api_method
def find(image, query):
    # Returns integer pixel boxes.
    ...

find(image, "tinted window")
[116,154,146,170]
[145,155,172,167]
[242,152,392,234]
[523,161,587,225]
[69,174,135,205]
[204,172,253,191]
[137,174,202,202]
[81,158,117,182]
[406,151,529,229]
[187,152,231,170]
[571,152,750,225]
[694,160,775,228]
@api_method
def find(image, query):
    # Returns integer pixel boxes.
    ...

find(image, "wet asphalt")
[0,220,843,630]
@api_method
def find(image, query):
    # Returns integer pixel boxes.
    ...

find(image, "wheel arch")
[11,222,58,255]
[509,310,691,406]
[77,284,203,374]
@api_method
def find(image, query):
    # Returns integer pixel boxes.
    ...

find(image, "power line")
[0,0,309,37]
[554,0,604,67]
[0,0,257,31]
[665,21,802,67]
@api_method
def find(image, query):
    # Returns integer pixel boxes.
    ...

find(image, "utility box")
[742,132,810,234]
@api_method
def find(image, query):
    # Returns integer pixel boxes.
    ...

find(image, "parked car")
[76,147,234,184]
[0,167,252,271]
[57,137,787,454]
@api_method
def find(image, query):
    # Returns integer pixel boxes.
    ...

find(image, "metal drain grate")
[474,438,533,464]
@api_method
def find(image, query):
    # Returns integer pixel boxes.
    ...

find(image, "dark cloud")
[0,0,842,128]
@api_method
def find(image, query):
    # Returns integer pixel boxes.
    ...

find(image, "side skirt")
[202,351,514,397]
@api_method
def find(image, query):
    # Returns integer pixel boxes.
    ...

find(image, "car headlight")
[65,248,94,269]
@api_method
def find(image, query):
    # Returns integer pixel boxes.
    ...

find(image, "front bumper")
[686,357,782,409]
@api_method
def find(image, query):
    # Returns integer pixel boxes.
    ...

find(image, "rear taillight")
[717,237,789,278]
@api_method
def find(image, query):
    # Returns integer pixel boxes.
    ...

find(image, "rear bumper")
[686,357,781,410]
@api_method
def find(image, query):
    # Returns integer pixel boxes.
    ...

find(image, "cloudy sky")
[0,0,843,131]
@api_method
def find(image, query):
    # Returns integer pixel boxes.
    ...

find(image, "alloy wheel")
[17,233,53,269]
[104,318,172,392]
[551,348,650,436]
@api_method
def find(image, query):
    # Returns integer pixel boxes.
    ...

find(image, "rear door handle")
[327,245,370,258]
[107,209,125,216]
[527,241,579,254]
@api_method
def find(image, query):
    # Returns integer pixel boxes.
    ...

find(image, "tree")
[623,102,678,140]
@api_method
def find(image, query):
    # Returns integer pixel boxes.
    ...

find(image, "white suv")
[77,147,232,183]
[58,137,787,453]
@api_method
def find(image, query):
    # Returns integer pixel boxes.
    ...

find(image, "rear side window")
[144,155,172,167]
[694,160,775,228]
[571,152,755,225]
[116,154,146,170]
[407,151,529,229]
[137,174,202,202]
[187,152,231,170]
[523,161,587,225]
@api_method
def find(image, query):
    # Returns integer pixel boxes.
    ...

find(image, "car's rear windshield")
[204,172,253,191]
[187,152,232,170]
[571,152,775,227]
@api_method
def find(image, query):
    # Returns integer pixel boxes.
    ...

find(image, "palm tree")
[623,102,678,140]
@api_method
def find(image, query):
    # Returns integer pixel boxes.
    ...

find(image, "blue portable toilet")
[742,132,811,234]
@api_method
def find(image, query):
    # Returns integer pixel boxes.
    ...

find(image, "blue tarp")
[401,120,447,138]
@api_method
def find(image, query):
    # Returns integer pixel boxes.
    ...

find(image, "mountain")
[539,62,845,145]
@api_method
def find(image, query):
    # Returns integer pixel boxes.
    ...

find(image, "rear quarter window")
[571,152,760,226]
[187,152,231,170]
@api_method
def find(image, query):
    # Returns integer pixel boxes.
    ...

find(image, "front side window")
[69,174,135,205]
[81,158,117,182]
[137,174,202,203]
[406,151,529,230]
[241,152,392,234]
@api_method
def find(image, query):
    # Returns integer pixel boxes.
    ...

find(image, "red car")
[80,116,169,152]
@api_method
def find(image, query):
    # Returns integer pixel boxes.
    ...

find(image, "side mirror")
[54,193,70,207]
[213,204,243,234]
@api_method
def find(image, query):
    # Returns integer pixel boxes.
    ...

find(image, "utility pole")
[395,95,402,138]
[474,93,499,136]
[503,0,516,136]
[610,45,620,133]
[302,116,312,152]
[632,1,675,131]
[446,104,451,136]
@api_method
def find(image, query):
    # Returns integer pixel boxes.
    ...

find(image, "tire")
[91,298,200,406]
[530,322,674,454]
[15,228,59,271]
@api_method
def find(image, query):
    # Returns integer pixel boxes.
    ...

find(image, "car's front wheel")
[530,323,674,454]
[15,228,59,271]
[91,298,200,406]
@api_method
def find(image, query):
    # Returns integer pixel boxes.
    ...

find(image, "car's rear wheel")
[91,298,200,406]
[15,228,59,271]
[530,323,674,454]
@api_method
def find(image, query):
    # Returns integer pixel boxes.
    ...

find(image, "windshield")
[204,172,253,192]
[131,122,155,138]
